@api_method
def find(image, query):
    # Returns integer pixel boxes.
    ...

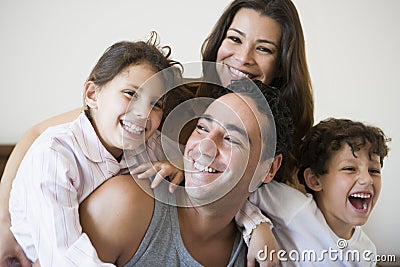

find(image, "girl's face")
[85,63,164,158]
[314,143,382,239]
[216,8,282,87]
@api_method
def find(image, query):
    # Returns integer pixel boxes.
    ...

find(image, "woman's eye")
[257,46,273,54]
[151,100,163,110]
[227,36,241,44]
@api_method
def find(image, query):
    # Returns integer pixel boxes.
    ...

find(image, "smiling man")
[78,79,294,266]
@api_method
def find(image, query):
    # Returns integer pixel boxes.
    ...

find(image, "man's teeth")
[121,121,144,134]
[193,161,217,173]
[229,66,249,78]
[349,193,371,199]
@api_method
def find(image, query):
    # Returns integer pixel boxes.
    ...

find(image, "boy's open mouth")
[348,193,371,211]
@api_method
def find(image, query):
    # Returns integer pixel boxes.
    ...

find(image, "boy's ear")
[84,81,98,109]
[262,154,283,183]
[303,168,322,192]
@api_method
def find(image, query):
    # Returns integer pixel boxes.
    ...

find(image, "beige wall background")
[1,0,399,257]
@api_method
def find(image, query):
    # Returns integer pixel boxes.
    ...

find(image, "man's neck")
[177,205,238,266]
[176,190,249,266]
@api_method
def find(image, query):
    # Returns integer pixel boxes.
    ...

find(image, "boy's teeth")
[193,161,216,173]
[363,202,368,210]
[349,193,371,199]
[122,121,144,134]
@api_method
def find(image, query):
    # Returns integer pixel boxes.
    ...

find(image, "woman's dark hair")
[298,118,390,194]
[197,0,314,182]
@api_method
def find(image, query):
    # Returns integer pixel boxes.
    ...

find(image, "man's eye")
[196,124,208,133]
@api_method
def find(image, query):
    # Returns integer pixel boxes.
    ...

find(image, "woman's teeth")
[229,66,249,78]
[121,120,144,134]
[194,161,217,173]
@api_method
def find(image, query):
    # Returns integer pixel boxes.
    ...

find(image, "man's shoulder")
[80,175,155,264]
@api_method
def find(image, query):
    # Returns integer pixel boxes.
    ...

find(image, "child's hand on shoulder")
[247,222,280,267]
[130,160,183,193]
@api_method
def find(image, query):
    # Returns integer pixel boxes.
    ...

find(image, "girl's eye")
[227,36,241,44]
[124,90,138,99]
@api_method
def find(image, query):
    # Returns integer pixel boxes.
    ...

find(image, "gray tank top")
[123,189,246,267]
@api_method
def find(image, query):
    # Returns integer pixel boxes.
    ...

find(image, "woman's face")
[216,8,282,87]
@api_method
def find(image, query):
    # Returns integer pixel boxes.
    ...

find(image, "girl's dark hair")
[298,118,390,194]
[85,31,183,120]
[87,31,179,87]
[197,0,314,182]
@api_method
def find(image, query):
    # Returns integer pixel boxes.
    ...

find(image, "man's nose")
[194,138,217,166]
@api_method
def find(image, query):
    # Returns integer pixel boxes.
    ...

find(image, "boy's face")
[86,63,164,158]
[315,143,382,236]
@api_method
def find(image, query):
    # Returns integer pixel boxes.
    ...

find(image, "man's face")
[183,93,269,204]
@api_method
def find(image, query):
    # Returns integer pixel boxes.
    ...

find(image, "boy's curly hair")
[298,118,390,194]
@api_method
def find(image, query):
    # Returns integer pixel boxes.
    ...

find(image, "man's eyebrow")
[200,114,249,139]
[228,28,279,48]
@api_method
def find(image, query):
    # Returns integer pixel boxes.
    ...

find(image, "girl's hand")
[0,221,31,267]
[247,222,280,267]
[131,160,184,193]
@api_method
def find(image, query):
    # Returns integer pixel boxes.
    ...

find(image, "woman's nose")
[234,45,254,65]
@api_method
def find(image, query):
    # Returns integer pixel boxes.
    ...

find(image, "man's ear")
[84,81,99,109]
[303,168,322,192]
[262,154,282,183]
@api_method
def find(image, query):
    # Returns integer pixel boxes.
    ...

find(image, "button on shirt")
[9,112,179,267]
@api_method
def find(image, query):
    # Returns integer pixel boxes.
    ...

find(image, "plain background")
[1,0,399,257]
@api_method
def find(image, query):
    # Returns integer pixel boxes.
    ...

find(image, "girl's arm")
[236,200,279,267]
[0,107,82,267]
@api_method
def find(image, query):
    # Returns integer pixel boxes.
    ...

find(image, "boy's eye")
[342,166,356,172]
[369,168,381,175]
